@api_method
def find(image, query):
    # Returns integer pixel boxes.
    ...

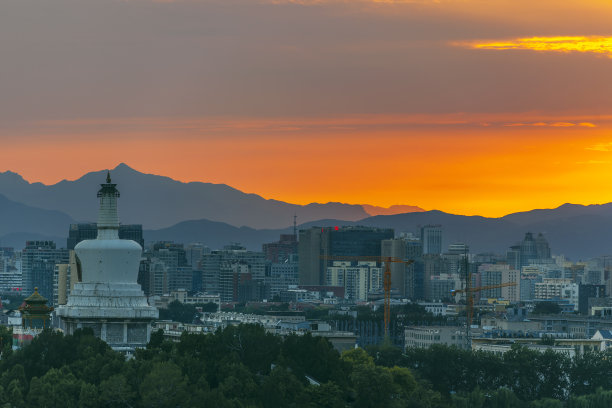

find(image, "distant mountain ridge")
[361,204,425,216]
[0,193,73,249]
[0,164,423,230]
[147,207,612,260]
[1,165,612,259]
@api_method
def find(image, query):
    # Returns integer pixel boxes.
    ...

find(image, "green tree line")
[1,325,612,407]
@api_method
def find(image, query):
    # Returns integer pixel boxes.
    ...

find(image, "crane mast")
[321,255,413,338]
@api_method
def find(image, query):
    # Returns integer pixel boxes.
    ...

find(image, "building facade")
[299,226,394,286]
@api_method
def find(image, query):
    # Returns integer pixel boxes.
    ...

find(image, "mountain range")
[0,163,423,230]
[0,164,611,260]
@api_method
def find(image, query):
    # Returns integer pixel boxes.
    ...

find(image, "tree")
[26,367,82,408]
[78,383,100,408]
[532,302,561,315]
[279,333,347,386]
[260,366,305,407]
[6,380,25,408]
[452,388,486,408]
[529,398,563,408]
[217,362,258,403]
[305,382,346,408]
[490,388,522,408]
[99,374,135,408]
[569,351,612,395]
[158,300,198,323]
[198,302,219,313]
[148,329,165,349]
[139,362,189,408]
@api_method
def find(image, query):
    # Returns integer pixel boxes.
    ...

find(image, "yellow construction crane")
[451,280,517,348]
[321,255,414,338]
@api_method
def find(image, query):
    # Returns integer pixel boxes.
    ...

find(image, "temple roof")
[19,287,53,315]
[24,287,48,304]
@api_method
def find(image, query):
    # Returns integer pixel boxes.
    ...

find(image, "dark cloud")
[1,0,612,124]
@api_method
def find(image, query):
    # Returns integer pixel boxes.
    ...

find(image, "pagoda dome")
[75,172,142,284]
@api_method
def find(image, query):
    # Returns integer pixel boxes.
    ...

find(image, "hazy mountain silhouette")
[361,204,425,216]
[0,164,373,229]
[0,193,74,248]
[1,165,612,259]
[145,209,612,260]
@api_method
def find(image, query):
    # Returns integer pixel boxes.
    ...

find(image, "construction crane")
[321,255,414,338]
[451,279,517,349]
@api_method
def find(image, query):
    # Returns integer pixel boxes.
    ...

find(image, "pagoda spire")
[97,171,120,239]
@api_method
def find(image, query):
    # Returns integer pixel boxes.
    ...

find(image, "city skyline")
[3,0,612,216]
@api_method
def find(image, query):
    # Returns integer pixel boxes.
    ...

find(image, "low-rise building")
[472,337,607,356]
[404,326,482,350]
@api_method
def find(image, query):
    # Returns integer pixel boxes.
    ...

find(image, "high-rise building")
[326,261,382,301]
[420,225,442,255]
[263,234,298,263]
[67,223,144,249]
[507,232,552,269]
[380,236,425,297]
[201,245,268,302]
[185,243,210,270]
[143,242,194,293]
[0,249,21,292]
[298,226,394,286]
[21,241,68,302]
[478,263,520,302]
[422,254,448,300]
[268,259,299,298]
[579,284,606,315]
[535,233,551,259]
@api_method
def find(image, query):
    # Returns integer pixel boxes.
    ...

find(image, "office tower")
[298,226,394,286]
[507,232,553,270]
[201,245,267,302]
[148,242,192,292]
[67,223,144,249]
[422,254,447,300]
[478,263,520,302]
[420,225,442,255]
[578,284,606,315]
[535,233,551,259]
[506,245,521,270]
[520,232,538,267]
[185,242,210,270]
[263,234,298,263]
[380,237,424,297]
[326,261,382,301]
[21,241,69,302]
[268,257,299,298]
[0,249,21,292]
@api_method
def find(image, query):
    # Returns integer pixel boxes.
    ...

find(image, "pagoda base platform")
[57,282,158,353]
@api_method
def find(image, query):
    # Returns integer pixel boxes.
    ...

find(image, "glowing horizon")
[3,112,612,219]
[462,36,612,57]
[3,0,612,219]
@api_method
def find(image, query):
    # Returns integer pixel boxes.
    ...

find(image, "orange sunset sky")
[3,0,612,217]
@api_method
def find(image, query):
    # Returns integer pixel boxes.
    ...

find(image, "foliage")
[6,325,612,407]
[197,302,219,313]
[532,302,562,315]
[158,300,198,323]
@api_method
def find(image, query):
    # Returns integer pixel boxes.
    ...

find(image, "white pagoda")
[57,172,158,352]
